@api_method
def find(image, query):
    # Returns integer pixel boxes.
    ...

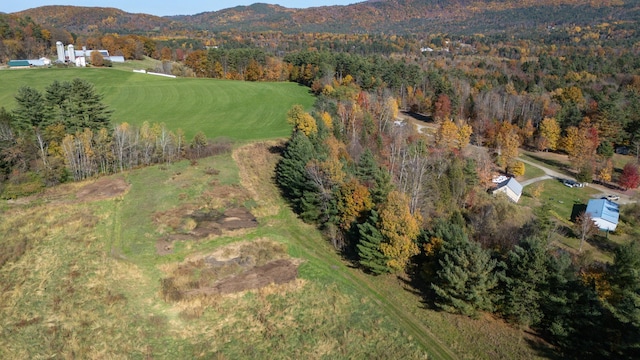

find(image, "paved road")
[519,157,636,205]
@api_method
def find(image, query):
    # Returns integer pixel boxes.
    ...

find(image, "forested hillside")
[13,0,640,36]
[2,0,640,358]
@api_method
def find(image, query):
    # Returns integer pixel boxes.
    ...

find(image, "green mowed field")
[0,67,314,140]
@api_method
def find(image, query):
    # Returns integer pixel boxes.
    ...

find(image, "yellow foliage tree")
[320,111,333,130]
[561,126,580,156]
[379,191,421,272]
[287,105,317,136]
[436,120,458,150]
[508,161,526,177]
[456,121,473,150]
[495,122,521,170]
[598,159,613,183]
[538,117,561,151]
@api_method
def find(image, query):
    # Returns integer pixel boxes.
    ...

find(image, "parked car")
[563,179,584,188]
[605,194,620,201]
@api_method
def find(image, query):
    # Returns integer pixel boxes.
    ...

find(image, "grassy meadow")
[0,64,552,359]
[0,66,314,140]
[0,140,549,359]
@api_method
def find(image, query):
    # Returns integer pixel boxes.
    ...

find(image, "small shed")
[586,199,619,231]
[492,177,523,203]
[8,60,31,68]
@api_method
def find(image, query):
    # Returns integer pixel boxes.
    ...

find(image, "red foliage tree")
[619,163,640,190]
[433,94,452,122]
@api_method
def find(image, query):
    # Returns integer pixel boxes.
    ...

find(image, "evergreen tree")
[499,236,549,326]
[12,86,47,131]
[355,149,392,204]
[538,250,605,358]
[357,210,391,275]
[65,78,112,132]
[431,236,498,317]
[44,79,71,127]
[603,241,640,358]
[276,130,318,215]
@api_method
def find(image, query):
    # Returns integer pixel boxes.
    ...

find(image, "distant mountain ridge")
[14,0,639,35]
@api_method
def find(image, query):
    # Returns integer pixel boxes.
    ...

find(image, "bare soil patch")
[160,240,299,300]
[76,177,129,201]
[154,206,258,254]
[153,181,259,255]
[184,259,298,296]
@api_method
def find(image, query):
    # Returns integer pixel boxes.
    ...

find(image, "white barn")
[492,177,523,203]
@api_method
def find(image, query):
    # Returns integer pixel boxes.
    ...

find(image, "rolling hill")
[13,0,640,36]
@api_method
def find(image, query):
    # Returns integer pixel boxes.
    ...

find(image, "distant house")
[586,199,619,231]
[492,177,523,203]
[8,60,31,68]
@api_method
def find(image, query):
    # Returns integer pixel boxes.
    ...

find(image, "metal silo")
[68,44,76,62]
[56,41,65,62]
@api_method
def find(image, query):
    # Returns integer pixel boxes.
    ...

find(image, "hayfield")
[0,67,314,140]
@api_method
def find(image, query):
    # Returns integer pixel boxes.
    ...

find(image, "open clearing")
[0,142,550,359]
[0,67,314,140]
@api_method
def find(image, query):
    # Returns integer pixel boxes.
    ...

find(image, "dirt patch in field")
[184,259,298,296]
[160,239,300,300]
[76,177,129,201]
[154,206,258,254]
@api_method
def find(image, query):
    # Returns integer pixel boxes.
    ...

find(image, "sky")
[2,0,361,17]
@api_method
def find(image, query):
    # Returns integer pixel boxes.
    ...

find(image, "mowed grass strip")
[0,67,314,140]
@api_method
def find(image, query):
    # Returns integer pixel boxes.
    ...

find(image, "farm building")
[8,60,31,68]
[585,198,619,231]
[9,58,52,68]
[55,41,125,66]
[492,177,523,203]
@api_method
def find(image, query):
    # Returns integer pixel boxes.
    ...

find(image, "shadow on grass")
[525,153,572,175]
[570,204,587,222]
[402,111,433,123]
[587,234,620,253]
[592,179,623,191]
[524,334,563,360]
[400,259,439,310]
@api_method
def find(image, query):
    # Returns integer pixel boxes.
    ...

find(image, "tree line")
[0,79,219,198]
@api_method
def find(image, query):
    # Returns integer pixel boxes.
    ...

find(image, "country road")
[519,157,637,205]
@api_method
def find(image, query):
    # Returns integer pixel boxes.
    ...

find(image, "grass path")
[235,142,457,359]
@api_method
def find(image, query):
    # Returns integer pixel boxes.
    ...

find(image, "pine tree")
[276,131,318,215]
[44,80,71,127]
[603,241,640,358]
[356,149,392,204]
[432,237,498,317]
[499,237,549,326]
[357,210,391,275]
[66,78,112,132]
[12,86,47,131]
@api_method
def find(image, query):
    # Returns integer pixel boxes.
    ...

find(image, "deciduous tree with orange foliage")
[336,178,373,230]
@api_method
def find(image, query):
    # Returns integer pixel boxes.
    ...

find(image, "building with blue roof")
[492,177,523,203]
[586,198,619,231]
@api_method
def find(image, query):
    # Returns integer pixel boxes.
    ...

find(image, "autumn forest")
[1,0,640,358]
